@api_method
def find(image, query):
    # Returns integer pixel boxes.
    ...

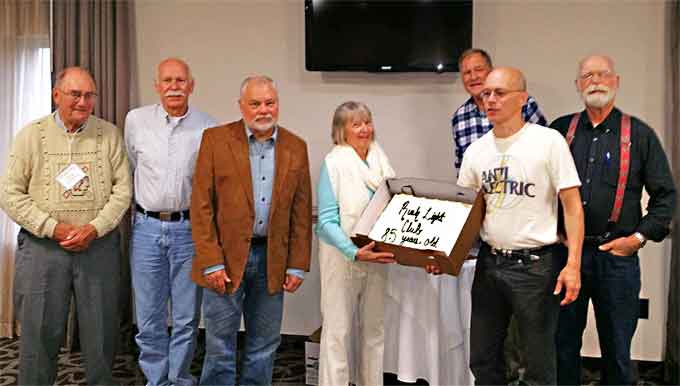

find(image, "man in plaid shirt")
[452,48,547,170]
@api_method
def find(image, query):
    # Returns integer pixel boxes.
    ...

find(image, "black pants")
[470,243,565,386]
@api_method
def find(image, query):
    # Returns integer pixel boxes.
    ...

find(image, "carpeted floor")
[0,334,668,386]
[0,334,307,386]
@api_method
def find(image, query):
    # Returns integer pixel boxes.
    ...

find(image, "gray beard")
[582,89,616,109]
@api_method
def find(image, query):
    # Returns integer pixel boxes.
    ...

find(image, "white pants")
[318,249,387,386]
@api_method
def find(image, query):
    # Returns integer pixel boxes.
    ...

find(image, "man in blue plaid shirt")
[452,48,547,170]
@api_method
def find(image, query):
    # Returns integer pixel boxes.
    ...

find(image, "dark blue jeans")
[470,243,565,386]
[556,244,641,385]
[199,243,284,386]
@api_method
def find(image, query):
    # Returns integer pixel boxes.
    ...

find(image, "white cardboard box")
[352,178,483,276]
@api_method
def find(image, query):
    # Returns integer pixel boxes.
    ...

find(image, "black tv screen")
[305,0,473,73]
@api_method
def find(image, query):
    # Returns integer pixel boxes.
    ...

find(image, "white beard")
[581,85,616,108]
[248,114,276,132]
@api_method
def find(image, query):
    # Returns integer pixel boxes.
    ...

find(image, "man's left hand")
[59,224,98,252]
[283,274,304,293]
[598,236,641,257]
[554,263,581,306]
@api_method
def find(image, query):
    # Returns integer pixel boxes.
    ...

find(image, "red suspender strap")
[564,112,631,224]
[610,113,631,223]
[566,113,580,146]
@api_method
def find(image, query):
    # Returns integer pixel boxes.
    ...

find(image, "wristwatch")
[633,232,647,248]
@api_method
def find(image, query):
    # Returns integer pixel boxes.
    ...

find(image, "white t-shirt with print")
[457,123,581,249]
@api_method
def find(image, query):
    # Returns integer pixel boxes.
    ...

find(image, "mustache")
[255,114,273,121]
[164,90,185,97]
[584,85,610,93]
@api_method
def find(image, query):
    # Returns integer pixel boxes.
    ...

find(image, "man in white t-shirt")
[457,67,584,386]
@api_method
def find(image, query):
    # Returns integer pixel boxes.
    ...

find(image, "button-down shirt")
[550,108,676,241]
[124,104,217,211]
[54,111,86,134]
[451,96,546,170]
[248,126,277,237]
[204,125,304,279]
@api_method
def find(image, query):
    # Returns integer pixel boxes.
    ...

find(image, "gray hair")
[240,75,277,97]
[458,48,493,71]
[331,101,373,145]
[54,67,95,90]
[577,54,616,79]
[154,57,193,83]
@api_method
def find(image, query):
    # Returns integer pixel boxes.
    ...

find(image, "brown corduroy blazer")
[190,120,312,294]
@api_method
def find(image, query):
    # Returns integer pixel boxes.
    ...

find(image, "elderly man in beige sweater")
[0,66,132,385]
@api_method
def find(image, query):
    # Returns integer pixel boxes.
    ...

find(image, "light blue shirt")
[248,126,277,236]
[204,125,303,279]
[315,160,374,261]
[124,104,217,211]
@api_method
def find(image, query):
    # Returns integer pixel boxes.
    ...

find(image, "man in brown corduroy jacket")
[190,75,312,386]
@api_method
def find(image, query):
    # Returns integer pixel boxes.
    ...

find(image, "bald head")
[487,67,527,91]
[482,67,528,128]
[577,55,616,79]
[54,67,96,91]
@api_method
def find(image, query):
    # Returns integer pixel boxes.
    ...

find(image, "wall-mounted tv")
[305,0,473,73]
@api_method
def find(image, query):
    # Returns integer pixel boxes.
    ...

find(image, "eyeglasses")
[60,89,98,102]
[578,70,615,82]
[480,88,524,100]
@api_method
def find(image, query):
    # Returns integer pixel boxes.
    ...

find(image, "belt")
[584,232,616,245]
[251,236,268,246]
[483,242,557,264]
[136,204,190,222]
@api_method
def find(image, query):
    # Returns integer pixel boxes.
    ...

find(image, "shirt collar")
[53,111,86,134]
[582,106,621,133]
[157,104,191,125]
[245,123,278,144]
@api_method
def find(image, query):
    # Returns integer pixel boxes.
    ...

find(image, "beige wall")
[133,0,671,358]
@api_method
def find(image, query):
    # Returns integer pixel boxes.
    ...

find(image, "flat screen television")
[305,0,473,73]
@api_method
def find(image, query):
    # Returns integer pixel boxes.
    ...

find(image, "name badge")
[56,163,86,190]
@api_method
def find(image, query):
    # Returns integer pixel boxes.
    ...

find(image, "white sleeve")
[456,150,479,190]
[123,112,137,171]
[548,133,581,191]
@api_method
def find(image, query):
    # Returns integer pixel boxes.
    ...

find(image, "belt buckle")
[159,211,172,221]
[598,231,612,244]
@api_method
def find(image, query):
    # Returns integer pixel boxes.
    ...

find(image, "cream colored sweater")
[0,113,132,238]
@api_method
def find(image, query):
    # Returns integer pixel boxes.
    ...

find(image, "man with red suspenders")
[550,55,676,385]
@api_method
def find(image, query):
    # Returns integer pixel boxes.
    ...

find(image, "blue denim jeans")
[131,212,202,386]
[470,243,565,386]
[199,243,284,386]
[556,244,641,385]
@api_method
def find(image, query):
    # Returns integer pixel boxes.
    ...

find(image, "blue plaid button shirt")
[451,96,547,169]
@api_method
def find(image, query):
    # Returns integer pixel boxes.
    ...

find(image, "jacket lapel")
[227,121,254,212]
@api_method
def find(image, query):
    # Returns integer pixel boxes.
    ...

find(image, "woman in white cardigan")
[316,101,397,386]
